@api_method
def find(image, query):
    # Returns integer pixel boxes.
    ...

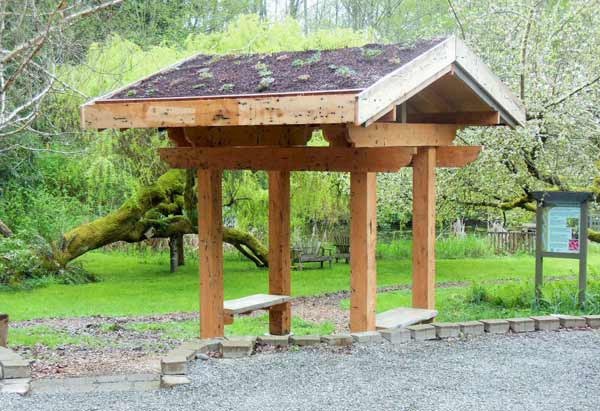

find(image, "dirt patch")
[107,38,446,100]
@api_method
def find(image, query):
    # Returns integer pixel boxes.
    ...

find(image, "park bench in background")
[291,243,333,270]
[332,232,350,263]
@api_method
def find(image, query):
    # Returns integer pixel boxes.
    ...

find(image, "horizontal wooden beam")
[81,93,356,129]
[347,123,460,147]
[406,111,500,125]
[160,146,416,172]
[435,146,482,167]
[183,125,314,147]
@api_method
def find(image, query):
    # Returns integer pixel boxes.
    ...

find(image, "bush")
[0,232,97,290]
[376,235,495,260]
[465,279,600,315]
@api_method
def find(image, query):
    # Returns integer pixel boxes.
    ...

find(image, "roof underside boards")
[81,36,526,129]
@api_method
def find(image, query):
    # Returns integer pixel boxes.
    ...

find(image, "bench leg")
[224,313,234,325]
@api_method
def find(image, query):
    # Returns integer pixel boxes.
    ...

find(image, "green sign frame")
[533,191,593,306]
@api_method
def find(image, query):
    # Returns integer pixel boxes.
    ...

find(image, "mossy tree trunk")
[56,169,268,267]
[0,219,12,238]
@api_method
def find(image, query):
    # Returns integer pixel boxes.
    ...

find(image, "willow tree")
[56,169,268,267]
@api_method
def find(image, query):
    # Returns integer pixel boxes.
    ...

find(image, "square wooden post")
[198,168,224,339]
[350,172,377,332]
[0,313,8,348]
[268,171,292,335]
[412,147,436,309]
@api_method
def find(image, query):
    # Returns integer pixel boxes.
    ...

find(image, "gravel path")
[4,329,600,411]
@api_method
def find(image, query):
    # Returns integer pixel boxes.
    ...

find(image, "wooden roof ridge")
[356,36,526,127]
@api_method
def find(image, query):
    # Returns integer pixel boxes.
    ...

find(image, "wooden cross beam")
[159,146,416,172]
[346,123,461,147]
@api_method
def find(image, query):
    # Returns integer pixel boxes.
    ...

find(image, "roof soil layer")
[107,38,447,100]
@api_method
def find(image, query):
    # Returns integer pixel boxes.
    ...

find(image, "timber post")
[268,171,292,335]
[0,313,8,348]
[349,172,377,332]
[412,147,437,310]
[198,169,224,339]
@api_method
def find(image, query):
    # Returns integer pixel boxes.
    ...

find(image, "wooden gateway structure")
[82,36,525,338]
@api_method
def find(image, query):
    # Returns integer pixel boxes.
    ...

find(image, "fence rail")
[487,231,535,254]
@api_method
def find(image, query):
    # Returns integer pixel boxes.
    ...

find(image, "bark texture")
[0,219,13,238]
[56,169,268,267]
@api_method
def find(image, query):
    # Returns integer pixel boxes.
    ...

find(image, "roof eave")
[356,36,527,128]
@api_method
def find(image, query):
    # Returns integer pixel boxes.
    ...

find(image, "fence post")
[0,313,8,348]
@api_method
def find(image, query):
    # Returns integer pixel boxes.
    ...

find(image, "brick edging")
[158,313,600,387]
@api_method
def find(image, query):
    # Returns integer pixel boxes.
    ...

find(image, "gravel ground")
[4,329,600,411]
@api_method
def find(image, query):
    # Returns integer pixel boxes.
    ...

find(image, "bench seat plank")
[224,294,292,315]
[375,307,438,330]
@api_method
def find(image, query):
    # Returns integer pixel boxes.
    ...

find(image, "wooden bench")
[292,246,333,270]
[223,294,292,325]
[332,232,350,263]
[375,307,438,330]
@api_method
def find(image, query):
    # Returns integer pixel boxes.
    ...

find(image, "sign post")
[533,192,593,306]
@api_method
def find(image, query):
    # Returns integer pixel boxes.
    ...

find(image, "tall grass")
[465,278,600,315]
[376,235,495,260]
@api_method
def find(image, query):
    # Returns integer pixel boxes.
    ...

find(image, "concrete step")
[224,294,291,315]
[375,307,438,330]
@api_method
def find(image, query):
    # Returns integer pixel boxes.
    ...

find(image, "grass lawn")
[2,250,597,322]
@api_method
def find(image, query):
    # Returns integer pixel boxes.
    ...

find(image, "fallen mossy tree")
[55,169,269,267]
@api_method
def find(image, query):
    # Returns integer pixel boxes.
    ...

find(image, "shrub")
[0,232,97,290]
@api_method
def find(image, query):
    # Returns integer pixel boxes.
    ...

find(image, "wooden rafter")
[159,146,416,172]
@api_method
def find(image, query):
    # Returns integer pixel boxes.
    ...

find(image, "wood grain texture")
[183,125,313,147]
[350,172,377,332]
[268,171,292,335]
[356,38,455,125]
[223,294,292,315]
[406,111,500,125]
[435,146,482,167]
[198,169,224,338]
[347,123,459,147]
[454,38,526,126]
[81,93,356,129]
[159,146,416,172]
[412,147,436,310]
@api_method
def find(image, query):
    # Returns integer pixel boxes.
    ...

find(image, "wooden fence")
[488,231,535,254]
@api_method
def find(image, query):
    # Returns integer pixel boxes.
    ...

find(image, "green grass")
[340,278,600,322]
[1,250,598,321]
[9,326,102,349]
[125,315,334,340]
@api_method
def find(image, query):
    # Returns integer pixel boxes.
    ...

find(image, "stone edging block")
[583,315,600,329]
[552,314,587,329]
[321,334,353,346]
[507,318,535,333]
[433,323,460,339]
[458,321,484,337]
[407,324,436,341]
[530,316,560,331]
[379,328,411,343]
[350,331,382,344]
[480,319,509,334]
